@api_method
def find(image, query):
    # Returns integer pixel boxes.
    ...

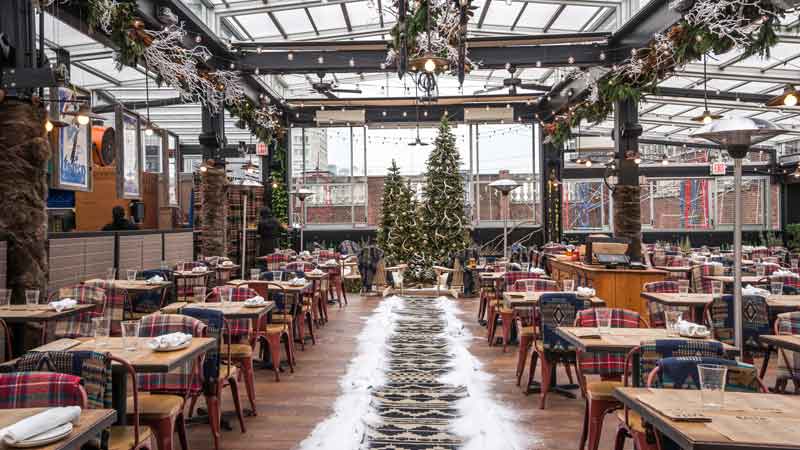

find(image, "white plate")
[4,423,73,448]
[151,340,192,352]
[244,302,267,308]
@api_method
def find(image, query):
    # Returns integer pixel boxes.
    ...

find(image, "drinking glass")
[193,286,207,303]
[106,268,117,281]
[711,280,723,297]
[25,289,39,306]
[595,308,612,334]
[92,317,110,347]
[176,261,185,272]
[219,287,231,304]
[121,321,140,351]
[562,279,575,292]
[478,257,486,268]
[525,281,535,294]
[771,281,784,296]
[698,364,728,410]
[756,264,766,277]
[665,310,682,337]
[678,280,690,298]
[0,289,10,306]
[250,269,261,280]
[272,271,283,282]
[126,269,137,281]
[791,259,798,270]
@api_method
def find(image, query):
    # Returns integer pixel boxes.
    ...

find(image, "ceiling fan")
[473,65,551,95]
[308,72,362,99]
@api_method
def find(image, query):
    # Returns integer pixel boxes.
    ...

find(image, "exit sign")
[256,143,268,156]
[710,162,727,176]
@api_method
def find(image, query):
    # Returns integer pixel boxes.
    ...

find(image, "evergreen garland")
[420,115,470,269]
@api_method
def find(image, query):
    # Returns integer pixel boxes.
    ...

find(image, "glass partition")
[714,177,766,227]
[562,179,610,231]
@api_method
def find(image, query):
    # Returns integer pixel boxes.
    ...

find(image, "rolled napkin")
[310,268,324,275]
[774,269,799,277]
[300,251,311,257]
[191,266,208,273]
[291,278,307,286]
[147,275,164,283]
[49,298,77,312]
[743,284,771,297]
[576,287,596,298]
[148,332,192,350]
[530,267,546,275]
[676,319,710,338]
[0,406,81,444]
[244,296,266,306]
[325,259,337,266]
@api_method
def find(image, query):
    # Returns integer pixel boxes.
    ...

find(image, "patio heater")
[489,179,520,260]
[689,118,786,358]
[291,188,315,252]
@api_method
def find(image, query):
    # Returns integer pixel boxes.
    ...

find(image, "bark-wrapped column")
[613,98,643,262]
[613,184,642,264]
[200,161,228,257]
[0,100,51,303]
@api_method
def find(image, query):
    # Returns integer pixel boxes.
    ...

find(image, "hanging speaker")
[92,126,116,166]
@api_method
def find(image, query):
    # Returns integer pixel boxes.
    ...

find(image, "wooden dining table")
[614,387,800,450]
[0,408,117,450]
[160,300,275,320]
[703,275,768,287]
[502,291,605,308]
[556,327,738,387]
[32,337,215,425]
[0,304,97,356]
[83,279,172,293]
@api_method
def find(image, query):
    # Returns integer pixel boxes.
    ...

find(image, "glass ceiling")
[39,1,800,146]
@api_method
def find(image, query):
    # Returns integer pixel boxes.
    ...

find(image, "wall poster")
[164,132,180,207]
[115,106,143,199]
[50,86,92,191]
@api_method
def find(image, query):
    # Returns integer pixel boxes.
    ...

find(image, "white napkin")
[325,259,337,266]
[310,269,324,275]
[743,284,771,297]
[147,275,164,283]
[0,406,81,444]
[244,296,266,306]
[576,287,596,297]
[222,260,233,267]
[49,298,77,312]
[300,251,311,257]
[148,332,192,350]
[437,272,449,289]
[291,278,307,286]
[530,268,546,275]
[191,266,207,273]
[677,319,709,338]
[773,270,799,278]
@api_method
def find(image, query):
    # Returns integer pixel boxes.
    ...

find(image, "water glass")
[106,268,117,281]
[595,308,612,333]
[665,310,682,337]
[791,259,798,270]
[678,279,690,298]
[756,264,766,277]
[0,289,10,306]
[160,260,169,271]
[219,287,231,304]
[193,286,207,303]
[177,261,185,272]
[126,269,137,281]
[92,317,110,346]
[711,280,723,297]
[478,257,486,268]
[121,321,140,351]
[25,289,39,306]
[771,281,784,296]
[525,281,535,294]
[562,279,575,292]
[698,364,728,410]
[272,271,283,282]
[250,269,261,280]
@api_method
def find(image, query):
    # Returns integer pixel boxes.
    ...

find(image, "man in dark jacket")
[257,207,286,255]
[102,206,139,231]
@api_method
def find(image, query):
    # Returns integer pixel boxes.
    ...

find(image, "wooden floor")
[184,294,779,450]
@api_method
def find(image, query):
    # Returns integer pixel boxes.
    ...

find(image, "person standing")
[257,207,286,256]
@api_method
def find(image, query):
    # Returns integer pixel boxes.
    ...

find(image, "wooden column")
[613,98,643,262]
[540,127,563,244]
[198,106,227,257]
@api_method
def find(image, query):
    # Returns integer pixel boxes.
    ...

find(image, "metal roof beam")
[340,3,353,32]
[542,5,566,33]
[679,63,800,85]
[477,0,493,28]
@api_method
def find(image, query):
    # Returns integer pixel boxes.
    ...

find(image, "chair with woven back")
[46,284,107,341]
[257,281,296,381]
[512,279,560,386]
[691,263,724,293]
[770,274,800,293]
[574,308,647,450]
[615,339,726,450]
[83,279,130,337]
[704,294,772,378]
[642,281,688,328]
[10,350,154,450]
[643,357,765,450]
[526,292,590,409]
[175,262,212,302]
[0,319,10,364]
[263,253,288,271]
[130,269,174,318]
[205,286,260,414]
[771,311,800,393]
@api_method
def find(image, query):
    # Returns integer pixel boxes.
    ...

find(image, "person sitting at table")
[101,205,139,231]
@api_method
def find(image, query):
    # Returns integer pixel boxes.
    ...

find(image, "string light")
[599,51,606,61]
[568,56,575,64]
[288,52,294,61]
[317,56,324,64]
[256,47,262,54]
[44,120,54,132]
[535,61,541,67]
[349,58,355,67]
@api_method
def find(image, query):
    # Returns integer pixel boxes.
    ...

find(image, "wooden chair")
[45,284,107,341]
[258,282,296,381]
[704,294,772,378]
[0,319,12,363]
[83,279,129,336]
[642,280,686,328]
[773,311,800,392]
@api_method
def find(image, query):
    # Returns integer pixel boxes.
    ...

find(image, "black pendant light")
[691,54,723,124]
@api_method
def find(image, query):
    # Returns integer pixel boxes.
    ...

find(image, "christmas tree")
[421,114,470,266]
[376,160,423,266]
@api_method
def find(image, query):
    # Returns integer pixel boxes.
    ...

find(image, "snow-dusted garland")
[543,0,789,146]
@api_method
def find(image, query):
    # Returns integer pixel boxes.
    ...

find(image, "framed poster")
[115,106,143,199]
[163,131,180,207]
[50,86,92,191]
[143,128,163,173]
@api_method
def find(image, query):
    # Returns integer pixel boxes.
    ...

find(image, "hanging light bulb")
[634,155,642,165]
[661,154,669,165]
[199,165,208,173]
[766,84,799,107]
[144,125,154,136]
[794,166,800,178]
[45,120,54,132]
[584,159,592,168]
[75,104,90,125]
[272,181,279,188]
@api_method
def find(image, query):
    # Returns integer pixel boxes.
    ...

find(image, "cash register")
[584,236,633,268]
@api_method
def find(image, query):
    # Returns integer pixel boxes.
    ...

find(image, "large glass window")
[647,178,712,230]
[562,180,610,231]
[714,177,768,227]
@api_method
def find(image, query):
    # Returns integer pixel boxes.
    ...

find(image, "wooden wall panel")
[75,167,161,232]
[48,236,115,291]
[118,235,143,275]
[84,236,115,281]
[142,234,163,270]
[164,232,194,268]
